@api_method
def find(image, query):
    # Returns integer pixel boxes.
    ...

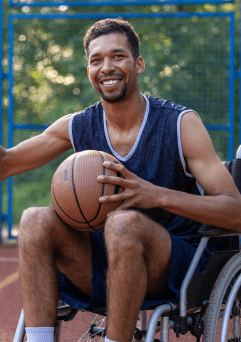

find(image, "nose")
[101,57,116,74]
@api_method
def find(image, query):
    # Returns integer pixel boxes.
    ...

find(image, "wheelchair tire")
[203,252,241,342]
[54,307,146,341]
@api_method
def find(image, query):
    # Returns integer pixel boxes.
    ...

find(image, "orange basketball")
[51,150,124,232]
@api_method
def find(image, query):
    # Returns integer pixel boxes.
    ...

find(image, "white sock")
[105,336,119,342]
[25,327,55,342]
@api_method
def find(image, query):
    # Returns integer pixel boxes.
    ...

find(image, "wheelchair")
[13,150,241,342]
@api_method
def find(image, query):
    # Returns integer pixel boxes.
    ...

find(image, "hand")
[97,161,160,210]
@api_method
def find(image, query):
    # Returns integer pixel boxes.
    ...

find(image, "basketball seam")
[89,154,122,228]
[51,184,88,225]
[86,153,106,223]
[72,155,98,231]
[89,155,122,228]
[52,152,123,230]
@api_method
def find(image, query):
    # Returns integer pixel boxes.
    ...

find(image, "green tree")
[0,0,239,223]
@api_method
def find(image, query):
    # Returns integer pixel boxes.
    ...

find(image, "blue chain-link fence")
[0,0,239,240]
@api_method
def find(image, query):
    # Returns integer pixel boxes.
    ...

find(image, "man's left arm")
[170,111,241,231]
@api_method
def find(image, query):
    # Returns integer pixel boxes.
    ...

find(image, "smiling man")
[1,19,241,342]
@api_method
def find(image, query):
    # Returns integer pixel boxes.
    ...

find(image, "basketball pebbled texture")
[51,150,124,232]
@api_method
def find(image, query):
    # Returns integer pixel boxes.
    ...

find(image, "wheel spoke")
[57,311,106,342]
[203,254,241,342]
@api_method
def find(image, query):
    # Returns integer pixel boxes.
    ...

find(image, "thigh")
[36,207,94,296]
[19,206,93,297]
[104,209,172,296]
[55,225,93,296]
[58,231,108,309]
[142,232,211,309]
[136,214,172,296]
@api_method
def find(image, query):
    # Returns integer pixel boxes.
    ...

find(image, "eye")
[114,54,124,59]
[91,58,101,64]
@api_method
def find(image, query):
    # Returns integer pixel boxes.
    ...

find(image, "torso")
[70,95,203,243]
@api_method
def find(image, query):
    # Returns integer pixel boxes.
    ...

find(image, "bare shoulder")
[44,113,73,142]
[180,111,241,198]
[180,111,215,160]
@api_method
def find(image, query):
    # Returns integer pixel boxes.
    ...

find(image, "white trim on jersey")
[69,115,76,152]
[103,94,150,162]
[177,110,204,195]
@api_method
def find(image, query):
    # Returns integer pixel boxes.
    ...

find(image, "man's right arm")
[0,114,73,181]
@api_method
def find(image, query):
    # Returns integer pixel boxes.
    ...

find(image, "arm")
[157,112,241,230]
[98,112,241,231]
[0,114,73,181]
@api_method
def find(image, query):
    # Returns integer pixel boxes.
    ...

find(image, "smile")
[103,80,120,85]
[100,79,122,87]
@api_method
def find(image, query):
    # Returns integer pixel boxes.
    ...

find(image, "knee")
[104,210,144,257]
[19,206,57,247]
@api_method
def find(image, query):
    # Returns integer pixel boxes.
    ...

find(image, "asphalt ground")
[0,227,195,342]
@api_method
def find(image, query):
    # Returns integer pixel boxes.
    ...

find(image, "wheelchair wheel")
[203,252,241,342]
[54,307,147,342]
[55,309,106,342]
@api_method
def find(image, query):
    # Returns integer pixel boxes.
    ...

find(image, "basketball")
[51,150,124,232]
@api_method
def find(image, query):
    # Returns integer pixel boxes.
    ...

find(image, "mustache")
[97,73,124,82]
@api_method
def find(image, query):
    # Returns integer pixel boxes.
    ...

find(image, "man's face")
[87,33,144,103]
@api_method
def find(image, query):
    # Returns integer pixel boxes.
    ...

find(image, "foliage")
[0,0,239,223]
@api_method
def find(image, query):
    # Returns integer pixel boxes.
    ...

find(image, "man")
[1,18,241,342]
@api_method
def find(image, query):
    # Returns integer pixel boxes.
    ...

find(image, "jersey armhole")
[69,115,76,152]
[177,110,204,195]
[177,110,200,178]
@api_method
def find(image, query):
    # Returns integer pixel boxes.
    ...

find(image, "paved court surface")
[0,228,195,342]
[0,241,20,342]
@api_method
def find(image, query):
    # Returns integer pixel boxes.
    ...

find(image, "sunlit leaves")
[2,2,235,223]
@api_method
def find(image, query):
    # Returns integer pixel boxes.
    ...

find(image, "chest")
[107,119,144,157]
[107,128,138,157]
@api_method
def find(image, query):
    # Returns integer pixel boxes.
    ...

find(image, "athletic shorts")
[57,231,213,310]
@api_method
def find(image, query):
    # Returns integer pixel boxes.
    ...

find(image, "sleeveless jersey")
[69,95,203,244]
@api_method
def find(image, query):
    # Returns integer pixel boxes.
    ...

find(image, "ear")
[87,66,92,83]
[135,56,145,75]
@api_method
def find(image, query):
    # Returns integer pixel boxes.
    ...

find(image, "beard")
[98,81,127,103]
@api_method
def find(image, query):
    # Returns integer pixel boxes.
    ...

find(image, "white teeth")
[103,80,119,85]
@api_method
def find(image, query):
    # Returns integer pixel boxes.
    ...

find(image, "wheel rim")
[58,311,106,342]
[212,274,241,341]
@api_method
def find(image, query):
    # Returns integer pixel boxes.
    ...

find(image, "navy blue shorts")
[57,231,213,310]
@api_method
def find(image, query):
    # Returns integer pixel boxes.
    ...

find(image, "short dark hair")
[84,18,140,61]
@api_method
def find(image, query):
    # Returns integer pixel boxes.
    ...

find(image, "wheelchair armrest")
[198,224,241,237]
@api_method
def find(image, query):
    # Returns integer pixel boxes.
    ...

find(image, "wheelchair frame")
[13,157,241,342]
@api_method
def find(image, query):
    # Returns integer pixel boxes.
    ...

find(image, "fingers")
[98,161,135,205]
[103,160,129,177]
[97,175,127,186]
[99,193,131,211]
[97,161,131,186]
[99,193,125,203]
[99,188,126,203]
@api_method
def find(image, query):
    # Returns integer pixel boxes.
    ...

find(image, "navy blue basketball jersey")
[69,95,203,244]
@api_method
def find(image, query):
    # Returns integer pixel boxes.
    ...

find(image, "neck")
[102,92,146,131]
